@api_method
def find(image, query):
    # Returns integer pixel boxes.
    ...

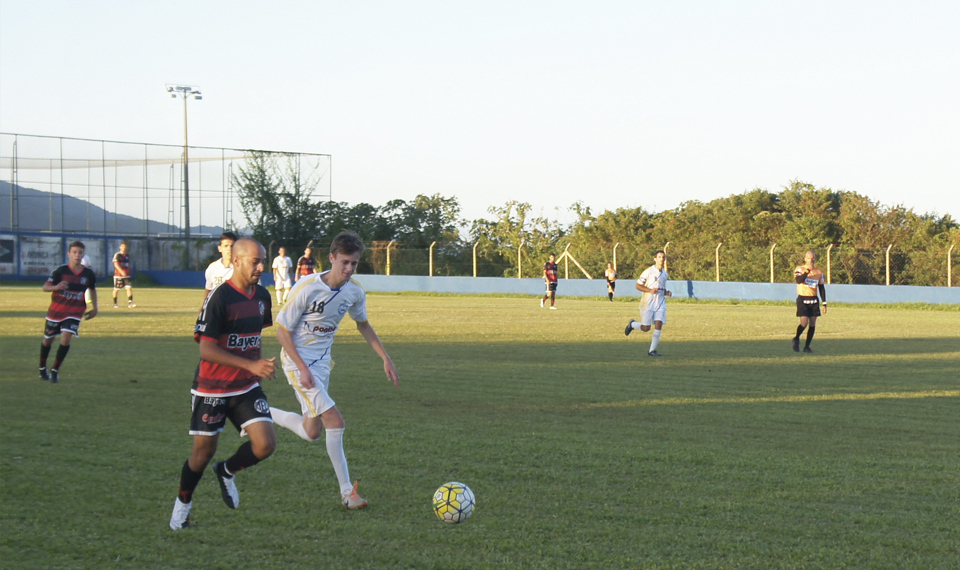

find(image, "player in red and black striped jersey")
[295,246,316,283]
[170,238,278,531]
[40,241,98,383]
[112,241,135,308]
[540,253,559,309]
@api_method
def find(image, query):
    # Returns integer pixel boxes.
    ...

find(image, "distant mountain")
[0,181,225,237]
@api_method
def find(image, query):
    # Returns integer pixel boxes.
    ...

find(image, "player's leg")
[126,284,135,307]
[649,321,664,355]
[39,321,58,380]
[318,406,366,508]
[214,388,276,509]
[171,432,219,530]
[112,278,121,307]
[48,323,78,382]
[271,364,329,441]
[804,315,818,352]
[794,297,810,352]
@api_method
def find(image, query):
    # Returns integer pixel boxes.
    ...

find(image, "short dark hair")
[329,231,365,256]
[220,231,238,244]
[654,250,665,257]
[68,241,85,251]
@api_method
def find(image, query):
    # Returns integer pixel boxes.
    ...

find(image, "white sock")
[277,291,283,303]
[650,329,662,352]
[270,407,317,442]
[325,428,352,496]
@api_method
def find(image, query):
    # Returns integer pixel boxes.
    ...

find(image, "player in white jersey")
[624,250,672,356]
[204,232,237,298]
[270,231,399,510]
[271,247,293,304]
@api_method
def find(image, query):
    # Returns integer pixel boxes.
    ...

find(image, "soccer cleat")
[113,303,119,309]
[49,369,59,383]
[128,302,137,308]
[549,306,557,310]
[169,498,192,530]
[624,320,635,336]
[213,461,239,509]
[39,368,49,381]
[540,298,545,308]
[792,338,800,352]
[803,346,813,353]
[648,350,662,357]
[342,481,368,510]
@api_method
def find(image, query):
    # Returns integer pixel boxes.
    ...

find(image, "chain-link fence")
[1,133,330,239]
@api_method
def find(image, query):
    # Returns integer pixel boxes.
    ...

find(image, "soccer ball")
[433,481,475,524]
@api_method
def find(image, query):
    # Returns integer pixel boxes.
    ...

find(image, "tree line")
[234,155,959,286]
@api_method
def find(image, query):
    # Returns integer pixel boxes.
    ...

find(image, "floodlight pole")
[166,84,201,258]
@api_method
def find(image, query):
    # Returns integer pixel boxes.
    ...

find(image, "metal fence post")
[472,242,478,278]
[770,243,777,283]
[386,240,396,276]
[663,242,670,274]
[826,244,833,284]
[429,241,436,276]
[518,240,524,279]
[885,244,893,285]
[949,244,955,287]
[715,242,722,282]
[613,242,620,271]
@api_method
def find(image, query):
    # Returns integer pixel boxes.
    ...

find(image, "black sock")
[608,293,613,301]
[805,326,816,348]
[224,441,263,475]
[128,295,134,303]
[40,343,52,368]
[53,344,70,371]
[795,325,806,340]
[178,460,204,504]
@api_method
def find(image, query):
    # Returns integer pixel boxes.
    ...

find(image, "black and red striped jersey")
[297,255,316,277]
[113,252,131,277]
[45,264,96,322]
[543,261,558,283]
[193,280,273,396]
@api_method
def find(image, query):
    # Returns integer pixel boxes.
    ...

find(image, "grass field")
[1,284,958,569]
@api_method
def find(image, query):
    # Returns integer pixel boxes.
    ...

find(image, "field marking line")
[563,390,960,410]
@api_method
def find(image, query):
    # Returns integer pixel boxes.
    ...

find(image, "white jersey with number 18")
[275,271,368,366]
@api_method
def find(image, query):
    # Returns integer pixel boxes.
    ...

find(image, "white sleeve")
[348,289,368,323]
[275,280,311,331]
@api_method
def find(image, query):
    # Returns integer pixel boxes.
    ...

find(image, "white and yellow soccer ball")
[433,481,475,524]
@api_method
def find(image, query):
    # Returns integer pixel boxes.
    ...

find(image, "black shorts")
[607,281,616,291]
[189,386,272,436]
[796,296,821,318]
[114,277,132,289]
[546,282,558,293]
[44,318,81,339]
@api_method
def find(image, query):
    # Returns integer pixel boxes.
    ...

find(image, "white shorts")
[281,357,336,418]
[640,304,667,326]
[277,279,292,290]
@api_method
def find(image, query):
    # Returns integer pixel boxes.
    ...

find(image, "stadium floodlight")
[165,84,202,250]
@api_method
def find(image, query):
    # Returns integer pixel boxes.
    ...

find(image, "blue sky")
[2,0,958,226]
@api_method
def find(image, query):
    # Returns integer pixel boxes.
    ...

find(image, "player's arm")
[355,320,399,387]
[85,287,98,320]
[199,338,276,379]
[794,267,809,284]
[819,283,827,314]
[635,281,656,294]
[42,279,68,292]
[275,325,316,389]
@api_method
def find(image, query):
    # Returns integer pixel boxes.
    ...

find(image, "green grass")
[1,286,958,569]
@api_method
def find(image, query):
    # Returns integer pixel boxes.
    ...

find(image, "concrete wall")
[140,271,960,305]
